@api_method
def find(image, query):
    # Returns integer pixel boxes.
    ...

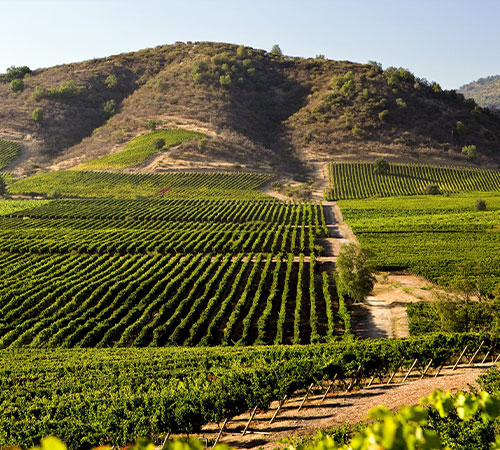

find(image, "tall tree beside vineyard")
[336,243,375,302]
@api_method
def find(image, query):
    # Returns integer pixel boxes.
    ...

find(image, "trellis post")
[420,359,433,379]
[321,373,338,402]
[453,345,468,370]
[269,394,287,424]
[242,405,258,436]
[468,340,484,365]
[297,383,314,412]
[212,418,228,448]
[402,358,418,384]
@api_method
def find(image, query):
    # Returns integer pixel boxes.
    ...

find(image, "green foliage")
[4,65,31,82]
[396,97,407,108]
[8,170,273,199]
[271,44,283,56]
[378,109,389,121]
[338,193,500,291]
[32,107,43,123]
[425,184,440,195]
[456,120,468,137]
[153,137,165,149]
[147,119,157,131]
[9,78,24,93]
[326,162,500,200]
[336,243,375,302]
[1,335,497,449]
[103,99,116,116]
[76,129,203,170]
[32,80,86,101]
[476,198,487,211]
[0,177,5,196]
[104,73,118,89]
[372,157,389,175]
[462,144,477,159]
[383,66,415,88]
[0,138,21,170]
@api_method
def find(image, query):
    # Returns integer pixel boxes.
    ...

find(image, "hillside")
[2,42,500,177]
[459,75,500,112]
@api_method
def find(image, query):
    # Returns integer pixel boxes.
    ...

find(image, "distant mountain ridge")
[459,75,500,112]
[1,41,500,176]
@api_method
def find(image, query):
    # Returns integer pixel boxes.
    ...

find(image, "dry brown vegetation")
[1,42,500,176]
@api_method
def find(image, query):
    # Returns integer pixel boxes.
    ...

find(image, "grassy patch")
[76,129,204,170]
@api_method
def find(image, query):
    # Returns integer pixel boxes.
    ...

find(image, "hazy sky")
[1,0,499,89]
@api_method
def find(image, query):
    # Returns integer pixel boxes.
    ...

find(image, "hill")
[459,75,500,112]
[2,42,500,177]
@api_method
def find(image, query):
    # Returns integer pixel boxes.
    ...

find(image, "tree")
[336,243,375,302]
[5,65,31,82]
[270,44,283,56]
[456,121,468,137]
[32,107,43,123]
[373,157,389,175]
[0,177,5,196]
[10,78,24,93]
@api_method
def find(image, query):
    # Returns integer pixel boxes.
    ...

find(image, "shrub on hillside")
[103,99,116,116]
[104,74,118,89]
[32,107,43,123]
[10,78,24,93]
[456,121,468,137]
[462,144,477,159]
[147,119,157,131]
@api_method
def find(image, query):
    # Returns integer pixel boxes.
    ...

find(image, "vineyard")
[0,333,493,449]
[338,192,500,291]
[0,138,21,171]
[326,162,500,200]
[8,170,272,199]
[0,171,338,348]
[76,129,204,170]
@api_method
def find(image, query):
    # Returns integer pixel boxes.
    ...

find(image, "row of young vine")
[326,162,500,200]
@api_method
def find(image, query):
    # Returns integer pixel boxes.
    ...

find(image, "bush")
[476,199,486,211]
[425,184,440,195]
[197,137,208,151]
[154,138,165,150]
[104,74,118,89]
[456,121,468,137]
[32,107,43,123]
[10,78,24,93]
[396,97,407,108]
[462,144,477,159]
[103,99,116,116]
[147,119,157,131]
[378,109,389,121]
[373,157,389,174]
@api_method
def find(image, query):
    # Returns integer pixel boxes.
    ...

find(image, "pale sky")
[1,0,499,89]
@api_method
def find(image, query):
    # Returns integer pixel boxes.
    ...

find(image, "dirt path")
[199,364,493,449]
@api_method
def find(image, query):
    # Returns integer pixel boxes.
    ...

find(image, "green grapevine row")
[326,162,500,200]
